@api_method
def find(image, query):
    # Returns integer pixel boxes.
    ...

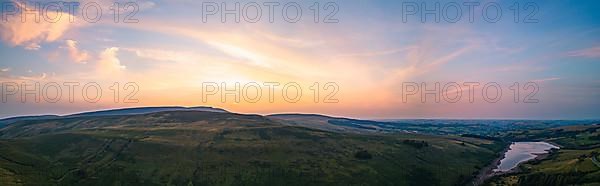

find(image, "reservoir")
[493,142,559,172]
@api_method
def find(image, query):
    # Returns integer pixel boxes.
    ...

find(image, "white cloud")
[98,47,126,73]
[532,77,561,83]
[24,43,41,50]
[19,73,47,81]
[0,68,10,72]
[64,40,90,63]
[208,41,272,68]
[335,46,417,58]
[125,48,190,62]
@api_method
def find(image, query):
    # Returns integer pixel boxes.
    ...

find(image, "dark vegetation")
[354,150,372,160]
[460,134,501,141]
[402,140,429,149]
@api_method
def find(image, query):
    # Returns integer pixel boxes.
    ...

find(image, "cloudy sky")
[0,0,599,119]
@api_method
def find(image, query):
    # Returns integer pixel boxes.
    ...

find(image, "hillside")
[0,111,501,185]
[0,106,228,127]
[268,114,394,133]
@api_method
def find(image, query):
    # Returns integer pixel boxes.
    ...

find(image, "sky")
[0,0,599,119]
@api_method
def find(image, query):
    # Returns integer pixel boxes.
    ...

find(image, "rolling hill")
[0,106,227,127]
[0,109,502,185]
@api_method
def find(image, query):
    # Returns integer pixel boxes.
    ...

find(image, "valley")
[0,110,502,186]
[0,108,597,185]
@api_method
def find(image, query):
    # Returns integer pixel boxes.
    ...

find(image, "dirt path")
[54,139,133,183]
[471,145,510,186]
[592,156,600,168]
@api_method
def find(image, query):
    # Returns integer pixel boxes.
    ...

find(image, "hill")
[0,106,227,127]
[268,114,394,133]
[0,110,501,185]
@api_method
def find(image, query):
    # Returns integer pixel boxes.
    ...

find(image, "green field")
[504,125,600,149]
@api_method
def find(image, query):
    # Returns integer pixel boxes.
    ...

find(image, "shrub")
[354,150,373,160]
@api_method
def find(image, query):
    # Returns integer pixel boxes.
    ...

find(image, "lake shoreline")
[472,141,559,186]
[471,144,511,186]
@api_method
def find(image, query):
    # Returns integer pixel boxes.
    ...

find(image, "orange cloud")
[0,1,76,49]
[97,47,126,74]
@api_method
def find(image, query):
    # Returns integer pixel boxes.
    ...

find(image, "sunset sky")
[1,0,599,119]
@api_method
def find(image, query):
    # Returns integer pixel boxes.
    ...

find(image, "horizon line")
[1,105,599,121]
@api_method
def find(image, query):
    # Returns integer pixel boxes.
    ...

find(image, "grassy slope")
[0,111,500,186]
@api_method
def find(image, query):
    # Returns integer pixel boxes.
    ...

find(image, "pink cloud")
[24,43,41,50]
[64,40,90,63]
[532,77,561,83]
[567,47,600,58]
[0,1,76,49]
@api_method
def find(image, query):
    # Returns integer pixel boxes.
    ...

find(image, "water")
[494,142,559,172]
